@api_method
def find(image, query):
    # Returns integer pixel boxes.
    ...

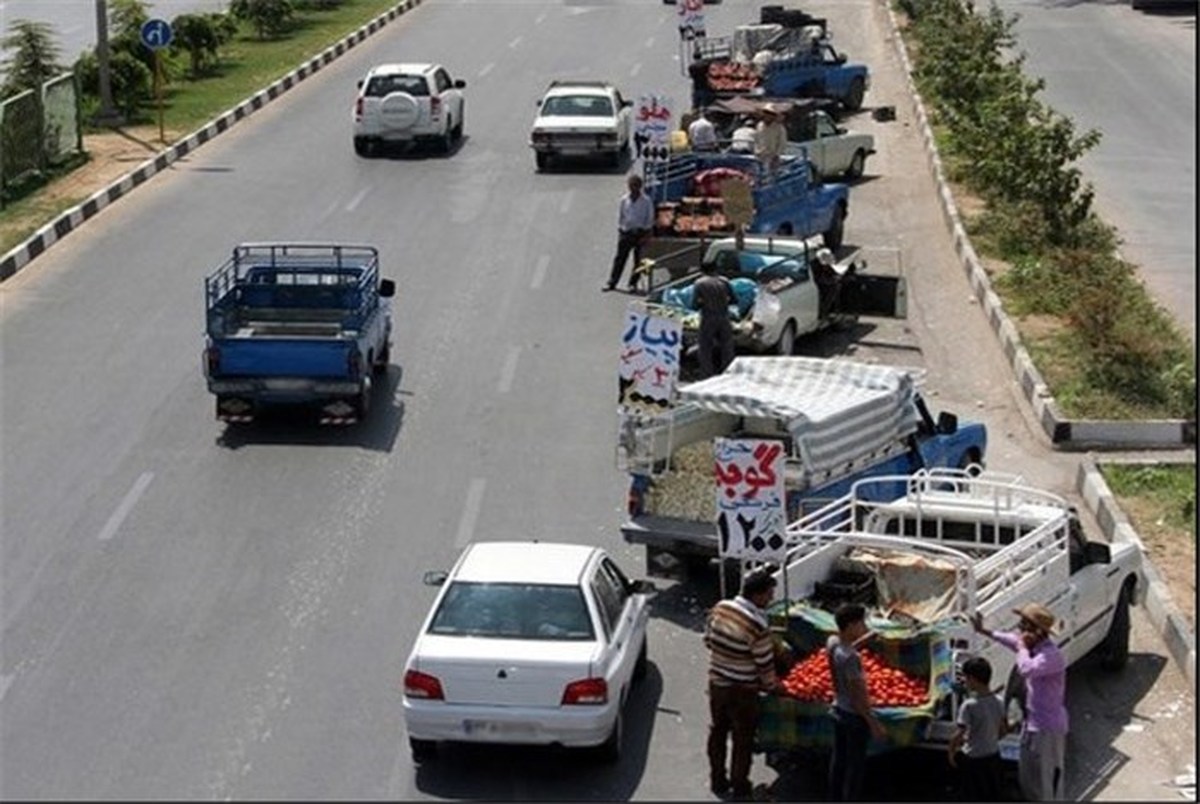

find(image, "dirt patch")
[47,127,181,204]
[1118,497,1196,629]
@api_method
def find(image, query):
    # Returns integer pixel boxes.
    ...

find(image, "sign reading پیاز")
[714,438,787,562]
[634,94,674,161]
[617,304,682,416]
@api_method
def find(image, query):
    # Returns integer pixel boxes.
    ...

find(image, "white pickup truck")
[756,469,1144,760]
[782,109,876,180]
[642,236,905,356]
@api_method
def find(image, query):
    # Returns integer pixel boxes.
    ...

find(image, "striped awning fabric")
[677,357,923,472]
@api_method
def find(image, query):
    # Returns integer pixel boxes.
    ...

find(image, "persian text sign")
[634,94,674,148]
[677,0,705,35]
[618,305,682,415]
[714,438,787,561]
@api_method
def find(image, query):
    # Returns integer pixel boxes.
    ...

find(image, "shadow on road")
[411,662,664,799]
[213,364,406,451]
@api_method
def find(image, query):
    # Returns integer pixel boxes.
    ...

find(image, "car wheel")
[437,121,453,154]
[453,113,464,142]
[535,151,549,172]
[596,709,623,764]
[355,377,372,420]
[825,205,846,250]
[353,136,369,157]
[845,150,866,179]
[633,638,648,683]
[776,321,797,356]
[845,77,865,112]
[410,737,437,763]
[373,342,390,376]
[1098,584,1132,671]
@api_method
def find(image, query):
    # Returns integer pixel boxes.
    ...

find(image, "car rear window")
[428,582,595,640]
[542,95,614,117]
[364,74,429,98]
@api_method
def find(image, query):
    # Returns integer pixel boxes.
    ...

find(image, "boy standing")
[826,603,886,801]
[948,657,1005,801]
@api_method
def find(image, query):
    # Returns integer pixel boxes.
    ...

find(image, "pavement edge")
[0,0,423,282]
[879,0,1195,453]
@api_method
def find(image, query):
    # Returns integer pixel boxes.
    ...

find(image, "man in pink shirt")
[971,603,1069,800]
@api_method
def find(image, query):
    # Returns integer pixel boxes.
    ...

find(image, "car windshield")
[364,74,428,98]
[542,95,614,117]
[428,582,595,640]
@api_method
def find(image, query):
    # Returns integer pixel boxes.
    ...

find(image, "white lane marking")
[345,186,370,212]
[454,479,487,548]
[0,674,13,703]
[631,62,642,77]
[498,347,521,394]
[531,255,550,290]
[97,472,154,541]
[560,189,575,215]
[535,12,547,24]
[508,36,522,49]
[478,62,494,77]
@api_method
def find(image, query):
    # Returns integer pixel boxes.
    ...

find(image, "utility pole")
[93,0,123,125]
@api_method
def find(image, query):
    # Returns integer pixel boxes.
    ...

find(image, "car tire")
[633,638,648,683]
[845,150,866,179]
[845,77,866,112]
[355,376,372,420]
[596,709,623,764]
[410,737,437,763]
[1098,584,1132,671]
[353,137,369,157]
[373,342,390,376]
[775,321,797,356]
[824,205,846,250]
[437,120,454,154]
[535,151,549,172]
[452,110,464,142]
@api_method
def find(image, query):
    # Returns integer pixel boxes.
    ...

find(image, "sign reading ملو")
[714,438,787,562]
[634,94,675,161]
[617,305,682,416]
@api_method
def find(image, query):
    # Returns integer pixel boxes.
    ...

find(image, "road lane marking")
[645,37,655,48]
[531,255,550,289]
[97,472,154,541]
[345,186,370,212]
[508,36,522,49]
[478,62,494,77]
[454,479,487,548]
[631,62,642,77]
[536,12,547,24]
[560,189,575,215]
[0,674,13,703]
[498,347,521,394]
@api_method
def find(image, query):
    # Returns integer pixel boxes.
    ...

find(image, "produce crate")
[756,601,953,756]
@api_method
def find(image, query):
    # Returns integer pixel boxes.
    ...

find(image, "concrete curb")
[1076,459,1196,687]
[0,0,423,283]
[879,2,1195,452]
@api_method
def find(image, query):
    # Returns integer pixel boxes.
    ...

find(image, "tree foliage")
[1,19,64,98]
[170,12,236,77]
[231,0,296,39]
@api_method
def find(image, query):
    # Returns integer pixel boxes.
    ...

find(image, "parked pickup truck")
[203,243,395,425]
[690,12,870,111]
[618,357,987,578]
[755,468,1144,763]
[641,235,905,356]
[645,151,849,248]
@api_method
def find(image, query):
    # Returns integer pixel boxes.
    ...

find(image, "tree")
[109,49,152,117]
[231,0,296,39]
[1,19,64,98]
[171,13,222,77]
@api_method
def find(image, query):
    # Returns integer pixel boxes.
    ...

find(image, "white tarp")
[676,356,923,472]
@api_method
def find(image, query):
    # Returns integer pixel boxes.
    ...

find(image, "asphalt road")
[988,0,1196,340]
[0,0,1193,799]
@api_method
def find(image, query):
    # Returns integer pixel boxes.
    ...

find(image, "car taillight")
[354,96,363,121]
[430,96,441,117]
[562,677,607,705]
[404,670,444,700]
[205,346,220,375]
[347,349,362,379]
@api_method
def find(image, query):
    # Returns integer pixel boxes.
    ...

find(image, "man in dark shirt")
[693,262,736,378]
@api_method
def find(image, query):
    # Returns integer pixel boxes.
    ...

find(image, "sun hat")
[1012,603,1058,635]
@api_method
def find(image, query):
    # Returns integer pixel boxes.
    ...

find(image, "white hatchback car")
[402,541,654,763]
[352,63,465,156]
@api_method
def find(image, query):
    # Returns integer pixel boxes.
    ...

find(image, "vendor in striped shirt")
[704,568,783,800]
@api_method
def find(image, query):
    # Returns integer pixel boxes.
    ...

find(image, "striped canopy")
[677,357,923,472]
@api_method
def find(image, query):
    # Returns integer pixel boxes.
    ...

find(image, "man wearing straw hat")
[754,103,788,177]
[971,603,1069,800]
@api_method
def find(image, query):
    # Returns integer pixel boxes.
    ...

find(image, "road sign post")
[139,19,173,143]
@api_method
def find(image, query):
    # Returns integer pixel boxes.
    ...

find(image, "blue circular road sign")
[140,18,173,50]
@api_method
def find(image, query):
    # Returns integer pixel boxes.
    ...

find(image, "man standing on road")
[827,603,887,801]
[972,603,1069,800]
[704,568,783,801]
[693,261,737,378]
[605,174,655,292]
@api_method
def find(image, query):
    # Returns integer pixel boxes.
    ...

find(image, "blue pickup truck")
[645,152,849,248]
[203,243,395,425]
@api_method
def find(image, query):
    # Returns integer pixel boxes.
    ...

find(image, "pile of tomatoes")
[778,646,929,708]
[706,62,760,92]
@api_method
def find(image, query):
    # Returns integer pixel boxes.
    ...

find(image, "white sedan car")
[402,541,654,763]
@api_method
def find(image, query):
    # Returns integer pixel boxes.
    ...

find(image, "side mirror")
[937,411,958,435]
[422,570,448,586]
[356,79,364,89]
[454,79,466,89]
[1084,541,1112,565]
[378,278,396,298]
[630,579,658,596]
[623,99,633,108]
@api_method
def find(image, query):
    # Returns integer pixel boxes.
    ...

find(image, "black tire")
[356,377,372,420]
[844,77,865,112]
[353,137,369,157]
[535,151,549,172]
[845,149,866,179]
[958,448,983,476]
[437,123,453,154]
[824,205,846,250]
[373,343,390,376]
[776,320,797,356]
[596,710,623,764]
[1098,585,1132,671]
[608,149,622,168]
[633,638,648,682]
[453,107,464,142]
[410,737,436,762]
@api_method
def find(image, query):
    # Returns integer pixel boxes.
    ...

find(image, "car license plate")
[462,719,534,737]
